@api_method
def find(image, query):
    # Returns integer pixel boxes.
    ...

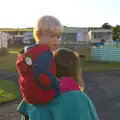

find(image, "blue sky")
[0,0,119,28]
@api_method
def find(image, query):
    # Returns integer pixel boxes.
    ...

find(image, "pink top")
[60,77,80,93]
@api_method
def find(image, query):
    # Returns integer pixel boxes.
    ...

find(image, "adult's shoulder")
[51,91,89,105]
[54,91,88,100]
[50,91,98,120]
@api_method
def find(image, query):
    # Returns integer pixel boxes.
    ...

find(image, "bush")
[79,55,86,65]
[79,54,86,58]
[0,47,9,56]
[0,89,16,102]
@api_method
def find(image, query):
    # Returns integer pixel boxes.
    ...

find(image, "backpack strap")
[33,50,54,90]
[33,49,60,95]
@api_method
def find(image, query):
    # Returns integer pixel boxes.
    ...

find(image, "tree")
[113,25,120,40]
[101,23,112,29]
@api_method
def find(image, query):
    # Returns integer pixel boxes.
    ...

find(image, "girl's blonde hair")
[53,48,85,89]
[33,15,63,42]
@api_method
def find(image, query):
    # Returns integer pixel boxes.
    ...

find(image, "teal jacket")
[17,77,98,120]
[17,91,98,120]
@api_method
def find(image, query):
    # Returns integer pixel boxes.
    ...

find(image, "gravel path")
[0,70,120,120]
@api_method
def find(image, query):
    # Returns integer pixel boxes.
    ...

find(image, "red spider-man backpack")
[16,44,59,104]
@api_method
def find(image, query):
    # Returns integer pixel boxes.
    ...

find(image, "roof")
[63,27,88,33]
[89,29,112,33]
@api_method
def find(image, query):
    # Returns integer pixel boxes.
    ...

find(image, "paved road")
[0,70,19,85]
[83,71,120,120]
[0,100,21,120]
[0,70,120,120]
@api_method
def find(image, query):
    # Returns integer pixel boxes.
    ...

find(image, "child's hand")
[81,87,84,91]
[79,86,84,91]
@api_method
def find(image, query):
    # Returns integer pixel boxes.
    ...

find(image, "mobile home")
[88,29,113,44]
[62,27,89,43]
[61,27,90,60]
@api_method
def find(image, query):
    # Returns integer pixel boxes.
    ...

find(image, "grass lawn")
[0,46,24,72]
[0,54,18,72]
[1,46,120,72]
[0,80,20,103]
[82,61,120,72]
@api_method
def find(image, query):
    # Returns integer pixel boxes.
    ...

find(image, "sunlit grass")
[9,46,24,54]
[0,80,20,102]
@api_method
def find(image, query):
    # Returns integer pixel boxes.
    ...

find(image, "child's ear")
[34,30,40,42]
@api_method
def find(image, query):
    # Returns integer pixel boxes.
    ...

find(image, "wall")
[63,27,88,33]
[23,32,34,40]
[77,32,88,42]
[61,32,89,50]
[0,32,8,48]
[91,48,120,61]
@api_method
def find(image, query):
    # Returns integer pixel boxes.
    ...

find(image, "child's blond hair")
[33,15,63,43]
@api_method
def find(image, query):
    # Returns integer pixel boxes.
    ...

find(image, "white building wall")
[0,32,8,48]
[77,32,89,42]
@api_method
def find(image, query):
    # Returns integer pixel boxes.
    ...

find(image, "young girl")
[18,48,98,120]
[53,48,85,92]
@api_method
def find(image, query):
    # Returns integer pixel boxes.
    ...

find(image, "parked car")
[13,35,24,45]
